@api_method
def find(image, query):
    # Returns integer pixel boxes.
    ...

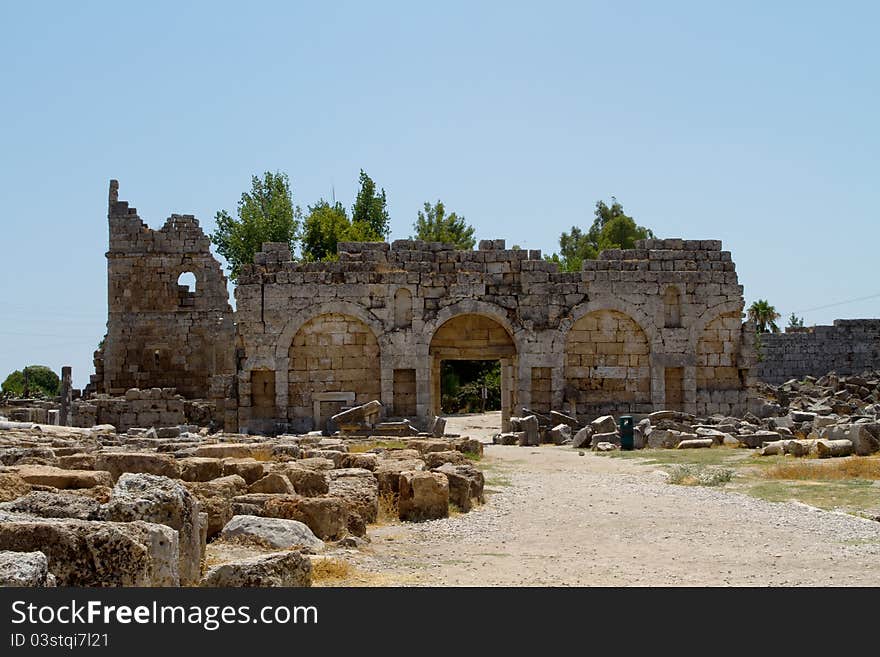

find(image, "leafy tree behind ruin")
[300,170,390,262]
[351,169,391,240]
[210,171,301,281]
[412,200,476,249]
[748,299,781,333]
[787,313,804,329]
[547,197,654,272]
[1,365,60,397]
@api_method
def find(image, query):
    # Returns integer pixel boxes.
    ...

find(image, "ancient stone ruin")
[90,180,757,435]
[2,179,880,588]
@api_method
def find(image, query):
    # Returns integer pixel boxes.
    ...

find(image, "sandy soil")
[337,412,880,586]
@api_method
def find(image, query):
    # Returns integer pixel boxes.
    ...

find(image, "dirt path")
[340,413,880,586]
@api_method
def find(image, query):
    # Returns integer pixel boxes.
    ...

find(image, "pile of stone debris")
[495,370,880,458]
[0,404,484,588]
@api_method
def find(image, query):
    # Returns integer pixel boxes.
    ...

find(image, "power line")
[791,292,880,315]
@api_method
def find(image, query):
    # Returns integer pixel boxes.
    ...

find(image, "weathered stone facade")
[95,182,757,433]
[756,320,880,385]
[97,181,236,402]
[236,238,756,432]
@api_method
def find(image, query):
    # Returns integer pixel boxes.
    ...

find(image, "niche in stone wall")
[392,369,417,417]
[663,286,681,328]
[251,369,276,420]
[394,288,413,329]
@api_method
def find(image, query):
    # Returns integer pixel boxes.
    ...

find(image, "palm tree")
[748,299,781,333]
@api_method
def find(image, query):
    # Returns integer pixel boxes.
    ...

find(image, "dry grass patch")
[762,456,880,481]
[376,491,400,524]
[310,557,353,583]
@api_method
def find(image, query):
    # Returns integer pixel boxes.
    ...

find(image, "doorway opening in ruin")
[440,360,502,414]
[429,314,517,431]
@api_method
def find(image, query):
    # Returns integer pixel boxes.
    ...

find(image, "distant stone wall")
[71,388,219,432]
[756,320,880,384]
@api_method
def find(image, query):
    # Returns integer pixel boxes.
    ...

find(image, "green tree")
[547,197,654,272]
[301,200,351,262]
[2,365,60,397]
[748,299,781,333]
[351,169,390,239]
[787,313,804,329]
[210,171,301,281]
[411,200,476,249]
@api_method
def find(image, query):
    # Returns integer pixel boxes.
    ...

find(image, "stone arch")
[394,287,413,329]
[555,296,659,353]
[695,311,743,392]
[689,301,744,348]
[276,301,386,359]
[428,310,519,430]
[287,313,382,429]
[663,285,681,328]
[425,299,524,352]
[563,309,651,418]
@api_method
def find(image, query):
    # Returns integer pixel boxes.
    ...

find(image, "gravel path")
[343,413,880,586]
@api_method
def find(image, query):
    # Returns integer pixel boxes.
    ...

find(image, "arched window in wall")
[177,271,197,307]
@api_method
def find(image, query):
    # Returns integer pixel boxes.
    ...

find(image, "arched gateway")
[429,314,518,430]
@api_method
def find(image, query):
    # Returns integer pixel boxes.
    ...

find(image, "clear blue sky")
[1,1,877,388]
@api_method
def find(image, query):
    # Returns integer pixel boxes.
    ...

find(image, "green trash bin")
[619,415,634,451]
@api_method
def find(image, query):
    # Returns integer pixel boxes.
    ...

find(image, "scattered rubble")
[0,402,489,587]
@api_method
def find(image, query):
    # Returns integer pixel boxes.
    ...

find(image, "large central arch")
[429,313,518,430]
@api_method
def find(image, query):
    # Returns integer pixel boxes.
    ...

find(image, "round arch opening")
[429,313,518,431]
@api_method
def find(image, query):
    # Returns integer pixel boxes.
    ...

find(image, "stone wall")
[756,320,880,384]
[94,183,756,432]
[235,236,755,432]
[70,388,219,432]
[98,181,235,401]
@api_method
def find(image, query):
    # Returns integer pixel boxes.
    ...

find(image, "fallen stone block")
[433,463,484,512]
[331,400,382,430]
[816,439,854,459]
[94,452,180,481]
[327,468,379,524]
[13,465,112,489]
[263,496,352,540]
[423,450,469,469]
[182,475,247,539]
[0,472,31,502]
[0,516,178,586]
[429,416,447,438]
[518,415,540,446]
[200,550,311,587]
[0,491,102,520]
[398,471,449,522]
[277,465,329,497]
[676,438,714,449]
[103,473,202,587]
[178,457,224,482]
[248,473,295,495]
[0,550,55,587]
[548,424,572,445]
[591,415,617,434]
[572,427,593,448]
[219,515,324,552]
[590,431,620,448]
[374,458,424,495]
[220,458,265,484]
